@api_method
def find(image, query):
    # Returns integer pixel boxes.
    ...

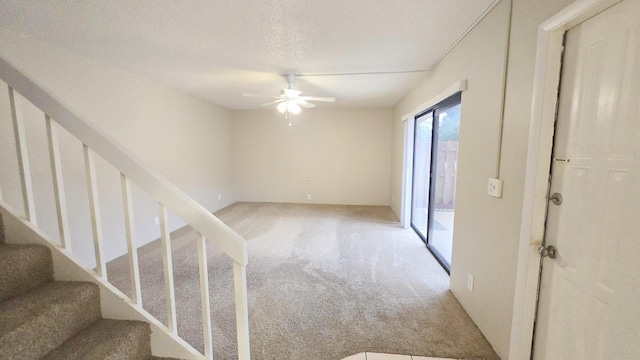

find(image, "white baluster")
[8,86,36,224]
[45,115,71,251]
[197,233,214,359]
[121,173,142,305]
[234,262,251,360]
[159,203,177,333]
[83,144,106,279]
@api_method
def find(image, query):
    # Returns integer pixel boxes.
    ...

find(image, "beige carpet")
[107,203,499,360]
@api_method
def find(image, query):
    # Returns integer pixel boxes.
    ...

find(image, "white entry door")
[533,0,640,358]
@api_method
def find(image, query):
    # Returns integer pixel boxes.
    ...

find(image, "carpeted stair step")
[0,243,53,301]
[0,281,101,359]
[42,319,152,359]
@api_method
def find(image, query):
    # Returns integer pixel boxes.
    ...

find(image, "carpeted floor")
[107,203,499,360]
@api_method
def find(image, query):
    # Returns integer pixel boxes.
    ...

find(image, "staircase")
[0,55,250,359]
[0,236,177,359]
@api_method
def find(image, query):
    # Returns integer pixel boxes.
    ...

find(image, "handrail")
[0,57,247,266]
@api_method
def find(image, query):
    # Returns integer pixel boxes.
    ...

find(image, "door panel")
[533,0,640,358]
[411,112,433,239]
[428,102,461,267]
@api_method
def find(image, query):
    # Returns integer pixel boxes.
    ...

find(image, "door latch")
[538,245,557,259]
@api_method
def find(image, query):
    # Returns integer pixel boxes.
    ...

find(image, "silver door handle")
[538,245,557,259]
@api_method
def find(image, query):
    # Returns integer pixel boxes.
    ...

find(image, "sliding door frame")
[410,92,461,274]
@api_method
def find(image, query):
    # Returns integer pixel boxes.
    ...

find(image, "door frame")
[400,80,466,229]
[509,0,623,359]
[409,92,462,273]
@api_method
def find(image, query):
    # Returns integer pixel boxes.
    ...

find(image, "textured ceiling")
[0,0,499,109]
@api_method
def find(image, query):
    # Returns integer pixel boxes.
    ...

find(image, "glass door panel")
[410,112,433,239]
[428,102,461,269]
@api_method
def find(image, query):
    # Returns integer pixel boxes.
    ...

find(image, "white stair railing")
[0,57,250,360]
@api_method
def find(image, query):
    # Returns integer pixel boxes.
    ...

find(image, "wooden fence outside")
[433,141,458,210]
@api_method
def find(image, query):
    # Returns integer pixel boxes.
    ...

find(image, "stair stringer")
[0,201,206,360]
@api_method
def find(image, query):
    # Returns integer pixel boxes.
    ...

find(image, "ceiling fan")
[243,74,335,125]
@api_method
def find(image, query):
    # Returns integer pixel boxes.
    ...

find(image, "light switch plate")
[488,178,503,198]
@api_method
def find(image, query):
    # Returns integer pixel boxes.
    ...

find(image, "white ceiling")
[0,0,498,109]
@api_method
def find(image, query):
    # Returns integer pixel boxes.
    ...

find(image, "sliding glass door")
[411,93,461,272]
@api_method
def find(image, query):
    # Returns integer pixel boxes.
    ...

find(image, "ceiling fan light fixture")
[243,73,335,125]
[287,102,301,115]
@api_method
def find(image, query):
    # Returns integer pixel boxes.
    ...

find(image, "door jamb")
[509,0,622,359]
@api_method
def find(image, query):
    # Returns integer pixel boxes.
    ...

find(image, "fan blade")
[294,99,315,108]
[243,93,279,99]
[298,96,336,102]
[261,99,285,106]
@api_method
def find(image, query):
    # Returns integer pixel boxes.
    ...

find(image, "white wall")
[0,28,236,267]
[390,0,573,357]
[232,108,392,206]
